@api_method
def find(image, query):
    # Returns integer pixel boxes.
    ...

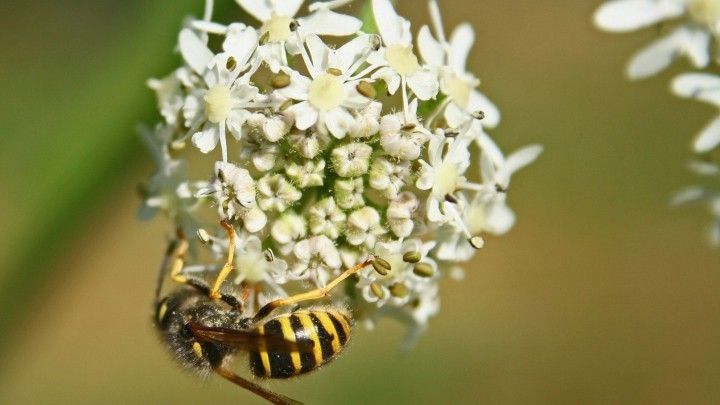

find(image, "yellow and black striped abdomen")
[248,308,352,379]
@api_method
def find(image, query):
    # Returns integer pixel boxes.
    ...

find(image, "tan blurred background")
[0,1,718,404]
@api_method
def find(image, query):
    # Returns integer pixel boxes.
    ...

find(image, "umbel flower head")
[141,0,541,343]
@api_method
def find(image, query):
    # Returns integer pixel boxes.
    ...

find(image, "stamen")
[203,0,214,22]
[345,35,381,77]
[309,0,358,12]
[424,97,451,128]
[292,21,319,78]
[401,76,411,122]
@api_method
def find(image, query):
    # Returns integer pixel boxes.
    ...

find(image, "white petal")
[486,203,516,235]
[192,124,220,153]
[278,68,312,100]
[179,28,214,75]
[417,25,445,67]
[371,67,401,94]
[272,0,304,18]
[480,151,496,184]
[236,0,273,22]
[476,128,504,165]
[684,29,711,69]
[191,20,229,35]
[444,102,468,129]
[503,145,543,177]
[223,23,259,65]
[372,0,410,45]
[333,34,375,74]
[710,221,720,247]
[305,34,331,72]
[324,107,355,138]
[243,207,268,233]
[449,23,474,75]
[227,109,252,140]
[426,197,446,223]
[288,101,319,130]
[298,9,362,37]
[671,186,707,206]
[593,0,684,32]
[693,116,720,153]
[688,160,720,176]
[407,69,439,101]
[672,73,720,105]
[258,44,284,73]
[627,27,689,79]
[468,89,500,128]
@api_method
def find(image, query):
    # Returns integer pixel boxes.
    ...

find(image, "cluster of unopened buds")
[594,0,720,245]
[141,0,541,342]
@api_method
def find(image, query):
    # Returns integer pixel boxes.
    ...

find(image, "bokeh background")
[1,1,718,403]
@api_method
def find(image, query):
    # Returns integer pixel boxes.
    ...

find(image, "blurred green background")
[0,1,718,403]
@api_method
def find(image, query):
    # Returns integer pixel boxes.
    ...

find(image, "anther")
[370,34,382,51]
[413,262,434,278]
[171,140,186,150]
[372,258,392,276]
[271,72,291,89]
[469,236,485,249]
[264,248,276,262]
[370,282,385,300]
[401,123,416,131]
[197,228,212,244]
[472,110,485,120]
[327,67,342,76]
[356,81,376,98]
[226,56,237,71]
[403,251,421,263]
[289,20,300,32]
[389,283,408,298]
[445,194,458,204]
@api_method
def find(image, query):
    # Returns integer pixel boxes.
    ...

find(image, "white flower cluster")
[141,0,541,341]
[594,0,720,246]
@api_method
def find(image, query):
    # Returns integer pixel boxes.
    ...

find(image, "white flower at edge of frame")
[672,72,720,152]
[593,0,713,79]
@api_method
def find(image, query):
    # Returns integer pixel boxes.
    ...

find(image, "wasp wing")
[189,323,315,354]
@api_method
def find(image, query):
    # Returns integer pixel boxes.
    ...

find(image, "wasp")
[154,220,374,405]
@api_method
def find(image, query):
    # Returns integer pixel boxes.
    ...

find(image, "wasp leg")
[214,366,303,405]
[154,228,190,305]
[209,220,236,300]
[252,258,374,323]
[169,229,190,285]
